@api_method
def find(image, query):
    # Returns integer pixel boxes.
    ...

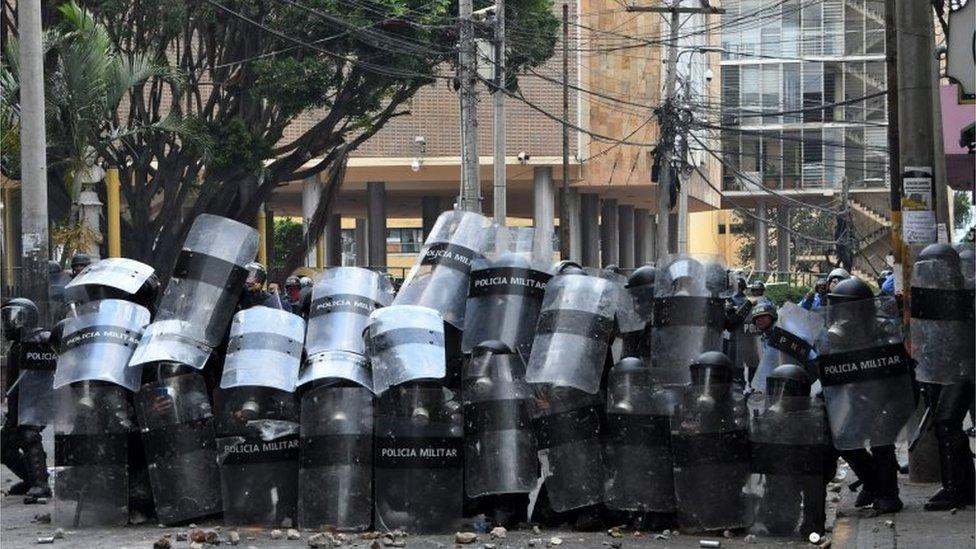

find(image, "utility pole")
[18,0,50,320]
[559,3,571,259]
[627,1,722,261]
[458,0,482,213]
[492,0,506,223]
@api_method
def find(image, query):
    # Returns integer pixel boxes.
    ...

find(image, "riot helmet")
[827,277,873,304]
[826,267,850,291]
[918,243,960,265]
[750,301,778,331]
[609,357,645,413]
[469,339,515,378]
[553,260,585,276]
[603,264,622,275]
[48,260,63,275]
[284,275,302,302]
[736,277,748,294]
[958,246,975,282]
[749,281,766,296]
[688,351,734,401]
[626,265,656,289]
[70,253,92,276]
[244,261,268,290]
[915,243,965,288]
[1,298,40,341]
[814,278,828,293]
[704,260,730,295]
[666,257,706,295]
[299,276,313,288]
[765,364,812,413]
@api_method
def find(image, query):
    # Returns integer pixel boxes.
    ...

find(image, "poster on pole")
[901,166,936,245]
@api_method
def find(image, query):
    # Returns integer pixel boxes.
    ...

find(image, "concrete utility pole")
[627,1,723,261]
[18,0,50,319]
[559,3,571,259]
[492,0,506,223]
[459,0,482,213]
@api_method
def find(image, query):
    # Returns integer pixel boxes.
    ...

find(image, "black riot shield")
[604,358,677,512]
[671,380,752,531]
[13,334,57,427]
[463,343,537,499]
[817,297,914,450]
[305,267,394,357]
[135,372,222,525]
[462,227,553,357]
[393,210,492,329]
[650,256,728,385]
[531,386,606,513]
[53,383,136,527]
[214,386,300,527]
[910,252,975,384]
[374,383,464,533]
[749,397,828,538]
[298,383,374,531]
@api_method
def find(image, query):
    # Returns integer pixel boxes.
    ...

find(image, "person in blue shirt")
[799,278,828,310]
[879,270,895,296]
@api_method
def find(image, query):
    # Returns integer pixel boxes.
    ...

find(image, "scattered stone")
[608,527,623,538]
[270,530,284,540]
[632,531,643,538]
[163,533,172,538]
[228,531,241,546]
[951,508,959,515]
[307,532,333,548]
[698,541,721,548]
[189,542,204,549]
[288,529,302,540]
[455,532,477,544]
[723,530,733,539]
[361,532,383,540]
[36,538,55,545]
[382,535,405,548]
[490,526,507,539]
[33,513,51,524]
[205,530,221,544]
[744,534,757,544]
[532,525,541,534]
[53,529,64,540]
[485,544,497,549]
[153,538,173,549]
[176,532,188,542]
[653,534,669,541]
[548,537,563,546]
[189,524,198,528]
[190,529,207,543]
[527,539,542,547]
[884,520,894,528]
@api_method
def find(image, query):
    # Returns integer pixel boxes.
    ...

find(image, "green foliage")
[272,217,304,272]
[204,118,272,177]
[953,191,972,233]
[764,282,810,306]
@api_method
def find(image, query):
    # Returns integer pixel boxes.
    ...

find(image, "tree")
[38,0,558,279]
[272,217,303,273]
[953,190,972,233]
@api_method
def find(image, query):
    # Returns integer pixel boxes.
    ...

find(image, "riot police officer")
[239,262,284,310]
[1,298,54,499]
[69,253,92,277]
[825,267,850,292]
[283,275,304,314]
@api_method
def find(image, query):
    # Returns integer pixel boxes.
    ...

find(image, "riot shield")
[220,307,305,393]
[734,316,762,372]
[305,267,394,357]
[911,258,974,383]
[366,305,446,395]
[374,383,464,533]
[14,336,57,426]
[298,384,373,531]
[463,346,536,498]
[749,397,828,539]
[752,303,824,392]
[64,258,156,305]
[298,350,372,392]
[54,299,151,392]
[671,387,752,532]
[130,214,259,370]
[531,385,605,513]
[650,256,727,385]
[524,274,617,394]
[214,386,300,527]
[462,227,553,356]
[135,373,222,525]
[53,383,136,527]
[816,297,914,450]
[604,360,678,512]
[393,210,492,329]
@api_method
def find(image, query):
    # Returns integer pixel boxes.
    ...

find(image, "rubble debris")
[699,540,721,548]
[548,536,563,546]
[153,538,173,549]
[489,526,507,539]
[32,513,51,524]
[608,527,623,538]
[227,531,241,546]
[36,538,55,545]
[455,532,477,544]
[288,529,302,540]
[270,529,284,540]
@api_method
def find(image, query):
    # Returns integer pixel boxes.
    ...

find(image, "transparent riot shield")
[220,307,305,393]
[524,274,617,394]
[298,384,373,531]
[650,256,727,385]
[214,386,300,527]
[749,397,828,539]
[298,350,372,392]
[53,383,136,527]
[306,267,394,357]
[64,258,156,305]
[816,297,914,450]
[131,214,259,369]
[374,383,464,533]
[671,386,752,532]
[911,258,974,383]
[752,303,824,392]
[531,385,605,513]
[462,227,553,356]
[135,373,222,525]
[393,210,492,329]
[463,348,537,498]
[54,299,151,392]
[366,305,446,395]
[14,338,57,426]
[604,362,678,512]
[735,318,763,372]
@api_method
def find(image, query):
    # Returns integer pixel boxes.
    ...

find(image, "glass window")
[742,65,761,115]
[386,228,423,254]
[802,62,823,122]
[722,130,740,190]
[864,61,886,122]
[864,127,887,185]
[823,63,843,122]
[741,133,761,174]
[802,128,824,186]
[802,1,822,56]
[783,63,802,123]
[722,65,740,124]
[845,1,865,56]
[823,128,844,188]
[823,0,844,56]
[741,0,761,56]
[845,127,865,187]
[782,0,801,58]
[762,132,783,188]
[864,1,885,54]
[762,65,781,124]
[844,61,866,122]
[783,131,802,188]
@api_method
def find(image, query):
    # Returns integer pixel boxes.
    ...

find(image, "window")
[802,1,823,56]
[783,63,802,123]
[802,63,824,122]
[782,0,801,57]
[386,228,423,254]
[783,131,802,188]
[762,65,781,124]
[722,65,740,124]
[762,132,783,188]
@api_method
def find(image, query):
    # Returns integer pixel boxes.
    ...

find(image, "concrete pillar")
[78,182,102,259]
[367,181,387,268]
[567,189,581,262]
[579,193,600,268]
[618,205,635,269]
[634,209,650,265]
[533,167,555,243]
[600,199,619,267]
[301,176,323,267]
[755,199,769,272]
[776,206,791,274]
[354,219,367,266]
[324,214,342,266]
[421,196,442,240]
[668,212,678,256]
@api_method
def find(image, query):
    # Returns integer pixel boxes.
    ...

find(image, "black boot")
[925,425,975,511]
[870,445,902,515]
[22,429,50,499]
